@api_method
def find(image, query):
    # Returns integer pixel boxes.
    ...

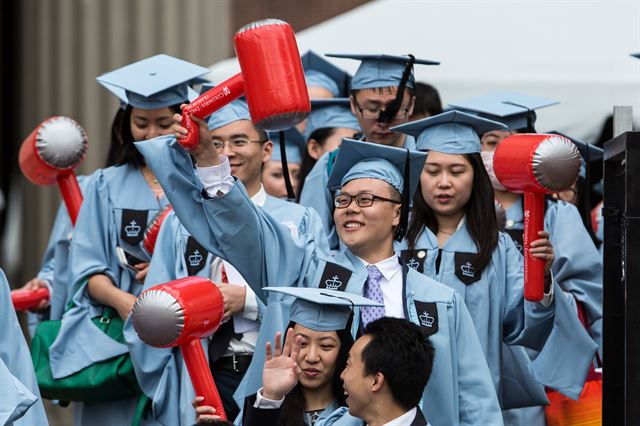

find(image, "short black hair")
[411,82,443,118]
[361,317,434,411]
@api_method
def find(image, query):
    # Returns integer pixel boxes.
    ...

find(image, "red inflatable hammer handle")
[493,133,580,302]
[11,287,50,311]
[179,19,310,150]
[132,277,227,419]
[57,173,83,225]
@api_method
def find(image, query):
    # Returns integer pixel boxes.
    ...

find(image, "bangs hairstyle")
[406,152,499,274]
[278,319,354,426]
[110,103,182,169]
[351,86,415,98]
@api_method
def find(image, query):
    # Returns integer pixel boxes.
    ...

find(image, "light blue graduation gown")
[27,174,95,336]
[397,224,597,408]
[49,164,169,426]
[135,135,503,426]
[505,198,603,354]
[0,269,49,426]
[299,135,416,251]
[124,194,327,426]
[501,198,602,424]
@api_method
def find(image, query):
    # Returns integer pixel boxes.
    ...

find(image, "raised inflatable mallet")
[180,19,310,149]
[19,116,88,225]
[131,277,227,420]
[493,133,581,301]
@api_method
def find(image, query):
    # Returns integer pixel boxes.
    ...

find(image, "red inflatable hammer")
[12,287,50,311]
[142,205,174,256]
[494,134,580,301]
[180,19,310,149]
[131,277,227,420]
[19,116,88,225]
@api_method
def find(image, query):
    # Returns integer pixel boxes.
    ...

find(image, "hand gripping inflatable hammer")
[180,19,310,149]
[131,277,227,419]
[19,116,88,225]
[494,134,580,301]
[12,287,50,311]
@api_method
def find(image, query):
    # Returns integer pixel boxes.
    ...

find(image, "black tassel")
[279,130,296,200]
[378,55,416,124]
[394,149,411,241]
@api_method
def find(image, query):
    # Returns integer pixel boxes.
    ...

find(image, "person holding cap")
[137,115,503,424]
[124,98,326,425]
[391,109,598,420]
[49,54,209,425]
[300,53,439,249]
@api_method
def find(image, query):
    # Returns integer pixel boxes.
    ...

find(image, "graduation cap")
[448,91,559,132]
[303,98,360,141]
[302,50,352,98]
[548,130,603,178]
[264,287,382,332]
[391,110,507,154]
[327,138,427,240]
[207,99,251,131]
[97,54,209,110]
[326,53,439,125]
[326,53,439,91]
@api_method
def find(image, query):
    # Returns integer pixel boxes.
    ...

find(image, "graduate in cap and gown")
[298,98,361,217]
[49,54,208,426]
[124,98,327,425]
[0,268,49,426]
[136,116,504,425]
[451,93,603,356]
[214,288,430,426]
[205,288,378,425]
[262,128,307,200]
[299,53,438,249]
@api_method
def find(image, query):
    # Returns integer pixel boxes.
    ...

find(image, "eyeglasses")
[352,98,409,121]
[212,138,267,151]
[334,192,401,209]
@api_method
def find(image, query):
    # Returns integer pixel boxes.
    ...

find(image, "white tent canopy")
[206,0,640,142]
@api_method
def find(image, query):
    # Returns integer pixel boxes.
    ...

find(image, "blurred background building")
[0,0,368,289]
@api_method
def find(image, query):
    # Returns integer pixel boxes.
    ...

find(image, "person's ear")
[262,141,273,164]
[307,139,323,160]
[371,372,385,393]
[392,203,401,227]
[407,95,416,117]
[349,95,358,116]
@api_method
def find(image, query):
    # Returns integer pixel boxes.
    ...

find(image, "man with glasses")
[124,99,327,425]
[137,129,504,425]
[300,54,439,249]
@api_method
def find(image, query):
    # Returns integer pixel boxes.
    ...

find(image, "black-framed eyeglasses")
[212,138,267,151]
[334,192,401,209]
[352,98,409,121]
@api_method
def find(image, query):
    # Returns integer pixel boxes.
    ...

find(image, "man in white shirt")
[236,316,433,426]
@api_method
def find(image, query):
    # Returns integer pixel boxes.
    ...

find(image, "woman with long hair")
[48,54,209,426]
[391,110,597,419]
[194,288,370,425]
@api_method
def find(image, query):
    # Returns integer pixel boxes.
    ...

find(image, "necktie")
[208,263,242,364]
[361,265,386,328]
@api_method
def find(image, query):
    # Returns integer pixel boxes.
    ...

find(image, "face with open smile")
[334,178,401,259]
[340,334,374,418]
[210,120,271,191]
[420,151,474,219]
[293,324,341,390]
